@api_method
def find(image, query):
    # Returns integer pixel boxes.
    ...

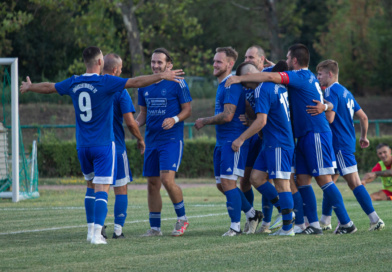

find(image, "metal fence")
[12,119,392,143]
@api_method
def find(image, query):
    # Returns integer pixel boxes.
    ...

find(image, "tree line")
[2,0,392,96]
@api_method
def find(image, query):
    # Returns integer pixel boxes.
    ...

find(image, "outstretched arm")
[194,103,236,130]
[355,109,369,148]
[125,69,184,88]
[20,76,57,94]
[123,112,145,154]
[232,113,267,152]
[162,102,192,130]
[225,72,282,87]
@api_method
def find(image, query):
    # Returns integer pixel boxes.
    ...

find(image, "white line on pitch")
[0,213,227,235]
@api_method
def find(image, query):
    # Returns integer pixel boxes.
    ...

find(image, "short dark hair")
[153,48,173,63]
[376,143,390,150]
[288,44,309,67]
[82,46,102,67]
[103,53,121,72]
[216,47,238,62]
[248,45,265,57]
[272,60,288,73]
[235,62,258,76]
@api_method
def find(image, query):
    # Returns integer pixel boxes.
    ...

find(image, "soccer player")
[195,47,262,236]
[315,59,384,231]
[102,53,145,238]
[136,48,192,237]
[242,45,281,233]
[20,46,184,244]
[225,43,356,235]
[232,61,295,236]
[362,143,392,201]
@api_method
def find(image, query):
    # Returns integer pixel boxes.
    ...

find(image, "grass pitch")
[0,181,391,272]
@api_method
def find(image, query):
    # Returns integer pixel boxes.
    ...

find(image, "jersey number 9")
[78,92,92,122]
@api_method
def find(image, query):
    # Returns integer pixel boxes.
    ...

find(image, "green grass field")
[1,181,391,272]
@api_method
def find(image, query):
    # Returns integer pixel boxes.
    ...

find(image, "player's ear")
[167,62,173,71]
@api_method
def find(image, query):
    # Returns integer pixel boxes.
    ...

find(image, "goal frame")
[0,58,20,202]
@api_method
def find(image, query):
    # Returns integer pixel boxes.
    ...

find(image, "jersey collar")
[82,73,99,76]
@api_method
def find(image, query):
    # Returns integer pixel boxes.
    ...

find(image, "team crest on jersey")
[145,92,149,96]
[161,89,167,96]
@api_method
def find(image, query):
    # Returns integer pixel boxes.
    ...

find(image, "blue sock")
[94,191,108,226]
[243,188,254,207]
[322,182,350,225]
[298,185,318,224]
[262,196,273,223]
[114,194,128,227]
[173,200,186,218]
[292,191,304,225]
[225,188,241,223]
[256,182,280,211]
[85,188,95,224]
[279,192,294,231]
[149,212,161,229]
[353,185,375,215]
[322,192,333,216]
[237,188,252,213]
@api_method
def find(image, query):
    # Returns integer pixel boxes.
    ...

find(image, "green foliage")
[37,138,217,178]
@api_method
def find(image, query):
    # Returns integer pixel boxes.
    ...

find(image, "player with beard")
[137,48,192,237]
[195,47,262,236]
[225,44,356,235]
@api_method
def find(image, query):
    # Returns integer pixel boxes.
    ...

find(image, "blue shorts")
[296,131,336,176]
[112,149,132,187]
[335,149,358,176]
[253,147,294,180]
[246,134,263,168]
[213,142,249,183]
[77,142,116,185]
[143,140,184,177]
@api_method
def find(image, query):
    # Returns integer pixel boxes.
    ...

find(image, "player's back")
[113,89,135,152]
[55,74,128,148]
[215,76,247,146]
[255,82,294,149]
[285,69,330,138]
[325,82,360,153]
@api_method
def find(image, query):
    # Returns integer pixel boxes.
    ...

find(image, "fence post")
[375,122,380,137]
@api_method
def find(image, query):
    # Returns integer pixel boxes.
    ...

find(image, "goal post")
[0,58,19,202]
[0,58,39,202]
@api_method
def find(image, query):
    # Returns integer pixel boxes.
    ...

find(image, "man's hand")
[20,76,32,94]
[225,76,240,87]
[161,69,184,83]
[264,59,275,68]
[162,118,176,130]
[194,118,205,130]
[359,137,370,148]
[306,100,325,116]
[232,137,244,152]
[239,114,250,126]
[137,139,146,155]
[362,172,376,184]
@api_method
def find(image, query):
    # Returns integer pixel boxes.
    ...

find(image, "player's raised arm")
[225,72,282,87]
[125,69,184,89]
[20,76,57,94]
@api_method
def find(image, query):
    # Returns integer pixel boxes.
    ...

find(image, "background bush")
[37,136,392,178]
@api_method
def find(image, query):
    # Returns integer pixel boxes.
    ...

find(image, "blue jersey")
[215,75,247,146]
[138,79,192,147]
[325,82,361,153]
[284,69,331,138]
[244,88,256,112]
[255,82,294,149]
[113,89,135,153]
[55,74,128,148]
